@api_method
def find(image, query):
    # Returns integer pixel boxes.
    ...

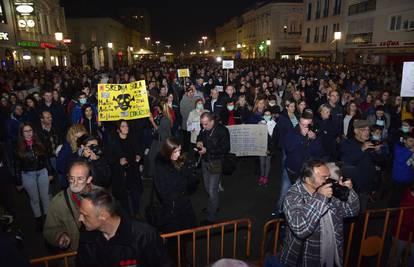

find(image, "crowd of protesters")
[0,58,413,266]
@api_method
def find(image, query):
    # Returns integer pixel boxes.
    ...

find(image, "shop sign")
[15,3,34,15]
[379,40,400,47]
[17,41,40,48]
[40,42,56,49]
[0,32,9,41]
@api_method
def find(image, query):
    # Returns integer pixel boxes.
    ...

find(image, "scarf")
[25,139,33,146]
[228,111,235,125]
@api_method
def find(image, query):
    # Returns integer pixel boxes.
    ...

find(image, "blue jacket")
[71,103,97,124]
[284,127,325,173]
[392,143,414,183]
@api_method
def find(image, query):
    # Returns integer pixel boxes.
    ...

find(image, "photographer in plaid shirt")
[280,159,359,267]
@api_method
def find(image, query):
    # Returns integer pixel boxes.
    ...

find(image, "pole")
[226,69,229,85]
[335,40,338,63]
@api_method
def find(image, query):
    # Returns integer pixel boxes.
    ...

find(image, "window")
[307,3,312,20]
[306,28,311,43]
[333,0,341,15]
[390,15,403,31]
[315,1,321,19]
[314,27,320,43]
[348,0,376,16]
[0,0,6,24]
[333,23,340,34]
[323,0,330,17]
[345,32,373,44]
[390,16,396,30]
[321,25,328,42]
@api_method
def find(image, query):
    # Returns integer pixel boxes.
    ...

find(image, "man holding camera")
[280,159,359,267]
[197,112,230,224]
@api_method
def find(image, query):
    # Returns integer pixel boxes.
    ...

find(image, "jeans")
[201,160,221,222]
[21,168,49,218]
[276,151,292,213]
[259,155,271,178]
[391,239,414,266]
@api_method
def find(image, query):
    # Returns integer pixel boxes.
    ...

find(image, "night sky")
[62,0,261,51]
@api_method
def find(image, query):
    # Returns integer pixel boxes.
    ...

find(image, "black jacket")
[204,98,224,116]
[219,109,242,125]
[196,122,230,160]
[154,154,197,233]
[76,216,172,267]
[14,145,52,185]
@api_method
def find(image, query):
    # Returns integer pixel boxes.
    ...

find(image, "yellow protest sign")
[177,68,190,78]
[97,80,150,121]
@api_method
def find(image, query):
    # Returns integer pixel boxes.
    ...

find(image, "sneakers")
[258,176,269,186]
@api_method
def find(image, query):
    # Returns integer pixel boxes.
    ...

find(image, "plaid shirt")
[280,181,359,267]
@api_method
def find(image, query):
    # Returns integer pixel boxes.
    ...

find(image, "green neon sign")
[17,41,40,48]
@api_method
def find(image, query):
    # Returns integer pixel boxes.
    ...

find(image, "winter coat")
[153,154,197,233]
[392,143,414,184]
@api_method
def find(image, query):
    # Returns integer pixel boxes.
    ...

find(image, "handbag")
[207,159,222,174]
[222,153,237,175]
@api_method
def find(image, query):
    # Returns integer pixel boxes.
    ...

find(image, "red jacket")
[394,189,414,241]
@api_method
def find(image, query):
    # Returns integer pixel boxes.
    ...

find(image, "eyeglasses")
[23,129,33,133]
[68,176,87,183]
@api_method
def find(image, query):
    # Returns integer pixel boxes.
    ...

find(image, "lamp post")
[107,42,113,69]
[202,36,207,47]
[266,38,271,59]
[145,37,150,48]
[155,41,160,55]
[334,31,341,63]
[54,31,63,66]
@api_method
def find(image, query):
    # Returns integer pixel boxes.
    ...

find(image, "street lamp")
[236,43,242,49]
[202,36,207,47]
[55,31,63,66]
[221,47,225,51]
[107,42,113,49]
[145,37,150,48]
[266,39,271,59]
[155,41,160,55]
[334,31,342,63]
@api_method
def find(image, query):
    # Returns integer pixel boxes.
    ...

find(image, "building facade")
[66,17,142,67]
[215,0,304,59]
[302,0,414,63]
[0,0,67,68]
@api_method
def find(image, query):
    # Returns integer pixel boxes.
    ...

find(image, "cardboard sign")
[401,62,414,97]
[222,60,234,69]
[215,85,224,92]
[160,56,167,62]
[97,80,150,121]
[177,68,190,78]
[227,124,268,156]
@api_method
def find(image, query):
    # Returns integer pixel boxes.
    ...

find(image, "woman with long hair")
[154,137,197,233]
[249,97,268,124]
[14,122,53,231]
[187,98,208,145]
[56,124,87,188]
[343,101,360,139]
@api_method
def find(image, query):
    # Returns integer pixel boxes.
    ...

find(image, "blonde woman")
[56,124,87,188]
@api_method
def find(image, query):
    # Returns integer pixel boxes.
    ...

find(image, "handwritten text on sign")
[97,80,150,121]
[227,124,268,156]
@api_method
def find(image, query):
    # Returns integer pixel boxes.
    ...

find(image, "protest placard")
[401,62,414,97]
[227,124,268,156]
[97,80,150,121]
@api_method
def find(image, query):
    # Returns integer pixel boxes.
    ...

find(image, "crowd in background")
[0,58,413,266]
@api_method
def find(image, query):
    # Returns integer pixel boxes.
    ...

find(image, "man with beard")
[43,161,100,251]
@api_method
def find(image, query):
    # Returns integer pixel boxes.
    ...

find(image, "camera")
[308,124,319,134]
[320,178,350,201]
[89,144,102,156]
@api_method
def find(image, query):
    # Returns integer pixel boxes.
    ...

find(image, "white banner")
[401,61,414,97]
[222,60,234,69]
[227,124,268,156]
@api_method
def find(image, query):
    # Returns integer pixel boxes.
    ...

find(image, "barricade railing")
[259,207,414,267]
[30,251,77,267]
[30,218,252,267]
[160,218,252,267]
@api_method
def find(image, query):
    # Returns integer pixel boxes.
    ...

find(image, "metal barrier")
[259,207,414,267]
[30,218,252,267]
[160,218,252,267]
[30,251,77,267]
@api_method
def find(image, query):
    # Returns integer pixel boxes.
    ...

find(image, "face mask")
[79,98,87,105]
[227,105,234,111]
[218,78,223,82]
[376,119,385,126]
[402,126,410,133]
[263,115,272,122]
[196,103,204,110]
[269,102,276,107]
